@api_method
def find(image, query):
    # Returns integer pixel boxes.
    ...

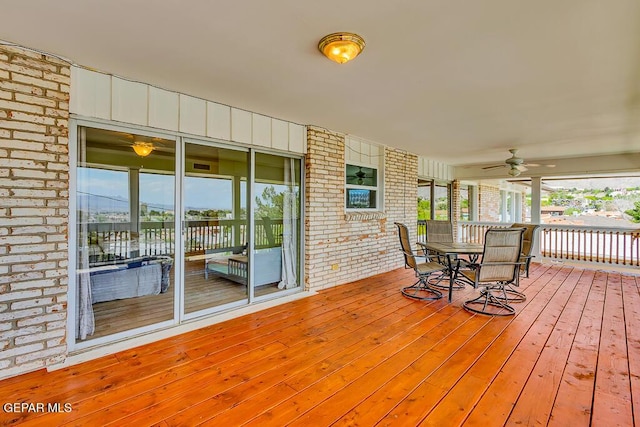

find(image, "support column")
[129,168,140,257]
[233,175,242,247]
[530,177,542,259]
[470,185,479,221]
[500,190,508,222]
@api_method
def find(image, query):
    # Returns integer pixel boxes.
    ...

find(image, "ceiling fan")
[482,149,555,177]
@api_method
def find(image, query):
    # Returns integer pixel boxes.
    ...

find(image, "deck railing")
[83,219,284,260]
[538,224,639,267]
[86,219,639,268]
[456,221,640,268]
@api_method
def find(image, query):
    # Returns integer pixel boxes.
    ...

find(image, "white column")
[531,177,542,224]
[500,190,508,222]
[129,168,140,257]
[514,192,522,222]
[530,177,542,259]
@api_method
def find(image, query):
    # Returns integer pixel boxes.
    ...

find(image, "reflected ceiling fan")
[482,149,555,177]
[347,166,371,185]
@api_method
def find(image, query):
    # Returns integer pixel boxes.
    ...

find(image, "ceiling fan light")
[132,141,154,157]
[318,32,365,64]
[508,167,521,177]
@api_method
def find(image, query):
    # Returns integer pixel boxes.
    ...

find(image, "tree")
[625,201,640,223]
[255,186,285,219]
[417,197,431,220]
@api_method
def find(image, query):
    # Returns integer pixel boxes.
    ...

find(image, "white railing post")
[459,221,638,269]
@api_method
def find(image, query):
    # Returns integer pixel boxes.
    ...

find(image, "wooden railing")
[538,224,639,267]
[456,221,640,268]
[456,221,508,244]
[84,218,284,260]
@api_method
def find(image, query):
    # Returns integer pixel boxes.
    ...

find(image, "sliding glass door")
[183,142,249,315]
[73,125,302,346]
[75,126,176,342]
[253,153,302,297]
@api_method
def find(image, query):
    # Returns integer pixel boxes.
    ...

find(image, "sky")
[79,168,280,211]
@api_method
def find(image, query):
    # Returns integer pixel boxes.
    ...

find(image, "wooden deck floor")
[88,259,281,340]
[1,263,639,426]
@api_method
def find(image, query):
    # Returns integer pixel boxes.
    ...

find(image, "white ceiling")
[3,1,640,170]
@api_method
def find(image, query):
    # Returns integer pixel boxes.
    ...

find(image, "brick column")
[478,184,501,222]
[305,126,417,291]
[0,46,70,379]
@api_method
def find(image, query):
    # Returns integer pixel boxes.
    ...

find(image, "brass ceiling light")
[318,32,365,64]
[132,141,154,157]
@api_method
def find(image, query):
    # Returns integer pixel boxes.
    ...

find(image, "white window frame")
[344,135,385,212]
[345,162,381,211]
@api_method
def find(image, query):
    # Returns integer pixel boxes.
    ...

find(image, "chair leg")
[496,283,526,303]
[402,277,442,301]
[427,271,466,290]
[463,286,515,316]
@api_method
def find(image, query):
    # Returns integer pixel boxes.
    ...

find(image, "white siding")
[70,67,306,154]
[179,95,206,135]
[206,102,231,141]
[111,77,148,126]
[149,87,179,131]
[231,108,252,144]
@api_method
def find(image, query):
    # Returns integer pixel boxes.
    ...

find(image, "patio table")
[418,242,484,303]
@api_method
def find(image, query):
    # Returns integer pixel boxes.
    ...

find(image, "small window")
[418,179,451,220]
[346,164,378,210]
[418,179,432,220]
[346,188,377,209]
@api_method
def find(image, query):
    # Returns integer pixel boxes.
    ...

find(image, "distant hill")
[77,193,218,213]
[77,194,174,213]
[77,194,128,212]
[547,177,640,191]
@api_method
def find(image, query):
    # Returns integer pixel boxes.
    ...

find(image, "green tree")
[417,197,431,220]
[625,201,640,223]
[255,186,286,219]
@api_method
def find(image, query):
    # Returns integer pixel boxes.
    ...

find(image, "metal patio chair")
[424,220,469,289]
[460,227,525,316]
[395,222,447,301]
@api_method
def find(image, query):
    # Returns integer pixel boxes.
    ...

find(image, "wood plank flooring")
[1,263,639,426]
[88,259,282,340]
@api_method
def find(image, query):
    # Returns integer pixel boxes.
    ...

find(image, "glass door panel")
[183,143,248,314]
[253,153,301,297]
[75,126,176,342]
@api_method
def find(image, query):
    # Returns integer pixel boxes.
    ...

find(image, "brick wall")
[305,126,417,291]
[0,46,70,379]
[478,184,501,222]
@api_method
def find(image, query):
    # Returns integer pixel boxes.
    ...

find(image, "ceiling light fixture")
[318,32,365,64]
[508,167,521,177]
[132,141,154,157]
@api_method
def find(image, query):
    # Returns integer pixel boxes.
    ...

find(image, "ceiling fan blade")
[482,164,506,170]
[522,163,557,168]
